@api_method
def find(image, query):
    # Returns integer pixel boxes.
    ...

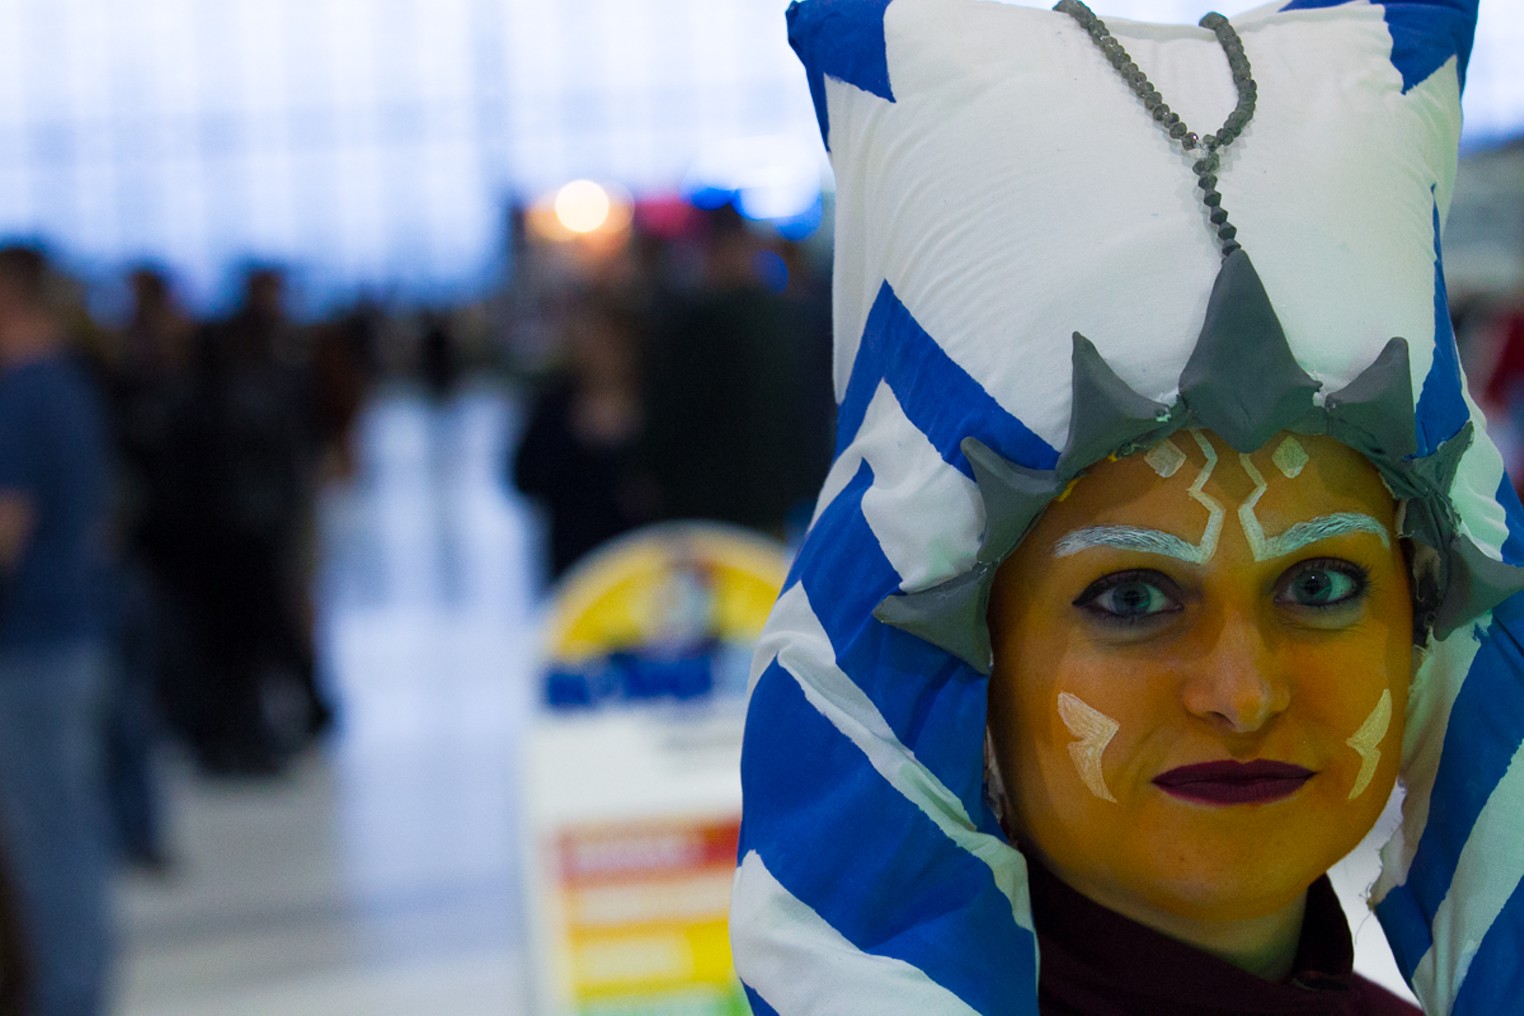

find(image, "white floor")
[111,378,1416,1014]
[117,380,543,1016]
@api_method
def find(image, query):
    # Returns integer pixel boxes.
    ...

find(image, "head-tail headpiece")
[735,3,1524,1014]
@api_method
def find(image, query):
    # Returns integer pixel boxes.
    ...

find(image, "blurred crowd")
[509,203,835,581]
[0,198,835,1016]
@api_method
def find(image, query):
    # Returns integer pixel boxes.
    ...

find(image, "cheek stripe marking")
[1057,692,1120,803]
[1348,688,1394,801]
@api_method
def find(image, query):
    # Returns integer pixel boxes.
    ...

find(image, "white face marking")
[1056,434,1390,566]
[1346,689,1393,801]
[1185,430,1225,563]
[1051,432,1234,565]
[1267,512,1392,557]
[1273,436,1309,479]
[1145,438,1187,479]
[1238,451,1391,562]
[1053,524,1208,564]
[1058,691,1119,803]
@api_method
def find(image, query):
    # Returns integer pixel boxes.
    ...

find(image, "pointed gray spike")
[1433,536,1524,639]
[873,564,996,674]
[962,437,1065,565]
[1325,338,1418,462]
[1410,422,1473,502]
[1059,332,1175,478]
[1178,249,1320,452]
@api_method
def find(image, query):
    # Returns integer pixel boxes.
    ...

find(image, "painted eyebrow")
[1051,512,1391,564]
[1260,512,1390,560]
[1052,525,1210,564]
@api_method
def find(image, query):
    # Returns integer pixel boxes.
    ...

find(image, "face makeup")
[1152,760,1315,805]
[987,430,1413,927]
[1058,691,1120,803]
[1346,689,1394,801]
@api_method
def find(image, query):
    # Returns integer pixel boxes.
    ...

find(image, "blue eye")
[1277,559,1368,609]
[1074,570,1182,624]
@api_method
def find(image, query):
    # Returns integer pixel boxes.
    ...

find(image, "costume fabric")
[732,1,1524,1014]
[1026,859,1418,1015]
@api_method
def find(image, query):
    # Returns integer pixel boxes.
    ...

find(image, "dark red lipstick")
[1152,760,1315,805]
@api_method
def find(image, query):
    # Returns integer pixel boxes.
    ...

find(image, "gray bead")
[1210,208,1229,225]
[1169,122,1187,139]
[1203,190,1222,207]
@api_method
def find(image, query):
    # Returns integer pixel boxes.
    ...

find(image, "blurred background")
[0,1,1516,1014]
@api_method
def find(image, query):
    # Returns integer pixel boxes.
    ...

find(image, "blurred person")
[640,208,829,536]
[0,843,27,1016]
[0,245,114,1016]
[1481,301,1524,497]
[512,297,657,581]
[310,307,379,483]
[164,266,330,774]
[419,310,462,404]
[97,266,197,869]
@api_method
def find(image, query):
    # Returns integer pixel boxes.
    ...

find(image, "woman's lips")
[1152,760,1315,805]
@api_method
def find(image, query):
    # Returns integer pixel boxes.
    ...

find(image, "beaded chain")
[1054,0,1257,258]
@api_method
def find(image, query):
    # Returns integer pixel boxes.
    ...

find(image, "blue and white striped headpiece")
[732,1,1524,1013]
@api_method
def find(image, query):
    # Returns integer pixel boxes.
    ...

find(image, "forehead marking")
[1058,691,1119,803]
[1145,438,1187,478]
[1239,452,1391,562]
[1184,430,1225,563]
[1273,436,1309,479]
[1054,430,1224,563]
[1346,689,1393,801]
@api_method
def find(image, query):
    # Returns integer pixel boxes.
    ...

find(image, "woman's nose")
[1180,615,1291,734]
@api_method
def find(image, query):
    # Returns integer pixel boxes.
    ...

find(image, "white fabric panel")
[731,851,983,1016]
[827,0,1452,448]
[1453,389,1513,558]
[1375,623,1485,899]
[856,384,983,592]
[761,583,1035,929]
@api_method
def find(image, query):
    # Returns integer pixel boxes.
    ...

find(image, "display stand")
[521,523,788,1015]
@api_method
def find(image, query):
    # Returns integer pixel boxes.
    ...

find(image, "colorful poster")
[523,523,788,1015]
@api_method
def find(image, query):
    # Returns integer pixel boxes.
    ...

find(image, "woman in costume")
[732,0,1524,1013]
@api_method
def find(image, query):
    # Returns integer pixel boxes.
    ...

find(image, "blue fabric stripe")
[1449,873,1524,1014]
[1376,592,1524,980]
[1416,196,1469,456]
[740,657,1037,1016]
[1374,882,1430,985]
[744,983,782,1016]
[1278,0,1478,92]
[836,281,1060,475]
[787,0,896,149]
[1496,474,1524,566]
[784,460,997,831]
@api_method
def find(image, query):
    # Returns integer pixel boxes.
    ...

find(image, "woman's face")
[987,430,1412,928]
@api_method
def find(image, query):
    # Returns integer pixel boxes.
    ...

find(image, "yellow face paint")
[987,430,1413,927]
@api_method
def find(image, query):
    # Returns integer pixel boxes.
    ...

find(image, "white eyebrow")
[1260,512,1391,560]
[1052,513,1390,564]
[1052,525,1211,564]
